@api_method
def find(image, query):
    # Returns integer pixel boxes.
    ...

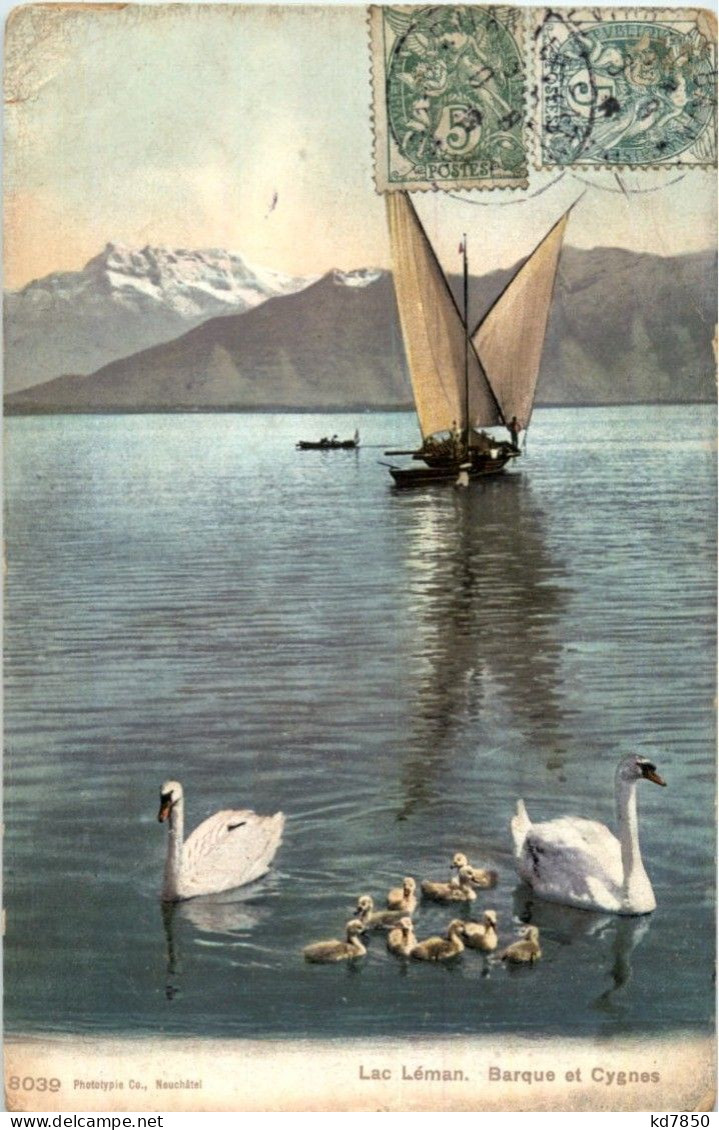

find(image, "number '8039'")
[8,1076,62,1092]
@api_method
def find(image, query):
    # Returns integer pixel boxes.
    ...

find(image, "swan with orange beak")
[158,780,284,901]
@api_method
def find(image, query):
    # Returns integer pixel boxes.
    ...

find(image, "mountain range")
[5,244,716,412]
[4,242,311,394]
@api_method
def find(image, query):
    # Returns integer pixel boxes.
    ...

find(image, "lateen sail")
[386,193,502,439]
[472,211,569,429]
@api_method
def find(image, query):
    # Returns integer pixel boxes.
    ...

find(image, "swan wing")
[518,816,624,911]
[511,799,531,858]
[180,809,284,898]
[542,816,621,861]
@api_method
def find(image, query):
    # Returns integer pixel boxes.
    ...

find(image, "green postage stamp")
[370,5,717,188]
[369,5,529,191]
[533,8,717,168]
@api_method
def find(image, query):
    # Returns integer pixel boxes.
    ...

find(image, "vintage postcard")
[3,2,717,1114]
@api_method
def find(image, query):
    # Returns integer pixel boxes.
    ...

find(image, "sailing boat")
[383,192,570,488]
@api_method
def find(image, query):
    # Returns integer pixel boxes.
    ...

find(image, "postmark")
[369,5,529,191]
[533,8,717,168]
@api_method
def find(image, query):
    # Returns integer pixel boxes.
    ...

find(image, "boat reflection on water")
[397,475,570,818]
[512,885,651,1013]
[161,884,272,1000]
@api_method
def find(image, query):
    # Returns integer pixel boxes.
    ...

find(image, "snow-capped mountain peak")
[76,243,310,318]
[331,267,383,289]
[4,243,317,392]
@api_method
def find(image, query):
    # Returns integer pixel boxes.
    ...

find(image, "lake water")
[4,405,716,1041]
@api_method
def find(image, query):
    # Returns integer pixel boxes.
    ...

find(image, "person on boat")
[353,429,360,446]
[508,416,522,449]
[418,435,438,462]
[450,420,463,459]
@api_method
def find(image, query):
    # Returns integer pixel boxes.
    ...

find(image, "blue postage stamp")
[533,8,717,168]
[370,5,529,191]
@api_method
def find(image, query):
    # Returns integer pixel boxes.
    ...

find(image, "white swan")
[511,754,666,915]
[158,780,284,901]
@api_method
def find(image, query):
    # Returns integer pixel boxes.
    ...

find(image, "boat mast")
[463,232,469,454]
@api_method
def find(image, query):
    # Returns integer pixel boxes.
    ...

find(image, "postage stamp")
[533,7,718,168]
[369,5,529,191]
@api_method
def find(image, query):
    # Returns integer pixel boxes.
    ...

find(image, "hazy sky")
[4,3,717,288]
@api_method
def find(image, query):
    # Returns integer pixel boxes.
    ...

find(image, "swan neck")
[616,776,644,886]
[164,796,184,895]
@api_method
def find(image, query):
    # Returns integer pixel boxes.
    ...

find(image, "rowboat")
[296,430,360,451]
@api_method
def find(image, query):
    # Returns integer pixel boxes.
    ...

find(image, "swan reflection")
[512,884,651,1009]
[592,917,651,1013]
[182,894,266,934]
[161,882,272,999]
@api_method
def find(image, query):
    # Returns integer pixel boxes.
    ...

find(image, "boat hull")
[296,440,358,451]
[389,453,513,488]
